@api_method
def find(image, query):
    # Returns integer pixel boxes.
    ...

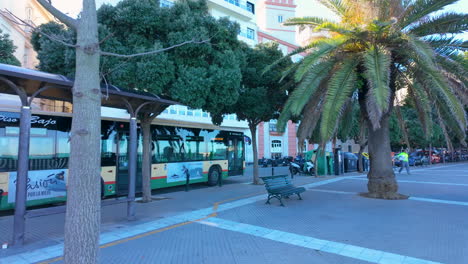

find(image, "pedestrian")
[397,149,410,174]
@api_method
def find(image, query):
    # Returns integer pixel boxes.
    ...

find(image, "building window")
[169,105,177,114]
[247,28,255,40]
[178,106,187,115]
[269,120,277,132]
[271,140,282,153]
[348,145,352,152]
[247,2,255,14]
[278,15,283,23]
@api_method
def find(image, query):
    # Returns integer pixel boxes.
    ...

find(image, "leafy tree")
[0,29,21,66]
[33,0,243,203]
[214,42,292,184]
[276,0,467,199]
[33,0,242,262]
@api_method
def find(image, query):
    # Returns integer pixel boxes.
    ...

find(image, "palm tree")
[276,0,467,199]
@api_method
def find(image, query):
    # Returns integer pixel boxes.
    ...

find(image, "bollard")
[184,167,190,192]
[272,167,274,176]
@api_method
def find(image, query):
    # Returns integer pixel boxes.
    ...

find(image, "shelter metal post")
[127,116,137,220]
[13,106,31,246]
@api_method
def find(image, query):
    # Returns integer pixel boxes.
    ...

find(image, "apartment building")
[1,0,314,162]
[0,0,54,69]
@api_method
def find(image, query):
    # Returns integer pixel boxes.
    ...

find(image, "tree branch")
[2,9,77,48]
[100,39,210,58]
[36,0,78,30]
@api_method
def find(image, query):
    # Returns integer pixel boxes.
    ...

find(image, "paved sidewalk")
[1,163,467,264]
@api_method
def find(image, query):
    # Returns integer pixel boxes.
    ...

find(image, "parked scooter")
[259,157,268,168]
[289,156,314,177]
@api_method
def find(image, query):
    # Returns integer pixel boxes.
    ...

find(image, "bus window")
[29,131,54,159]
[56,131,70,158]
[0,127,19,172]
[209,138,227,160]
[101,131,117,167]
[154,136,181,163]
[185,136,204,161]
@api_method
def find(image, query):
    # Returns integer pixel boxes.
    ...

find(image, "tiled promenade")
[1,163,467,264]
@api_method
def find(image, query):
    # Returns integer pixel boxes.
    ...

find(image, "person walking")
[397,149,410,174]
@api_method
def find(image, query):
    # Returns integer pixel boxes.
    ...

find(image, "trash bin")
[343,152,358,172]
[334,148,344,175]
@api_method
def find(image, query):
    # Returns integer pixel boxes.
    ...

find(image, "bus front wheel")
[207,167,220,186]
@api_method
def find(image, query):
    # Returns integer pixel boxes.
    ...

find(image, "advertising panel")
[8,169,67,203]
[166,162,203,183]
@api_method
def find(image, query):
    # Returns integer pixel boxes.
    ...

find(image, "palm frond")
[406,35,437,67]
[425,35,468,50]
[413,66,467,138]
[394,104,412,150]
[436,106,456,151]
[290,60,337,114]
[320,57,358,142]
[426,36,468,57]
[317,0,347,17]
[314,22,351,34]
[399,0,459,29]
[337,99,356,140]
[276,60,337,132]
[279,63,299,83]
[436,54,468,87]
[434,93,467,144]
[262,36,337,76]
[408,80,433,138]
[294,37,346,82]
[283,17,337,27]
[409,13,468,36]
[363,45,392,129]
[296,87,327,144]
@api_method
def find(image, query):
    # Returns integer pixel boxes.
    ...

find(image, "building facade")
[0,0,54,69]
[1,0,326,163]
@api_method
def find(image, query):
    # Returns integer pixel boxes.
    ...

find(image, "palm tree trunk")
[249,124,260,185]
[365,115,405,199]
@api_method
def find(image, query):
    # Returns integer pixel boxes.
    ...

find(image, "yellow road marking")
[38,192,261,264]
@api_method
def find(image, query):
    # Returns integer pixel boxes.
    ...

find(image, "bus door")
[227,135,244,176]
[116,129,143,195]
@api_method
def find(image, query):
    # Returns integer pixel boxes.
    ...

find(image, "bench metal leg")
[297,193,303,200]
[278,196,285,206]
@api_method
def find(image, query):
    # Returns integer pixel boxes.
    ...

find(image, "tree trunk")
[365,115,405,199]
[141,115,156,203]
[64,1,101,263]
[357,118,367,173]
[249,124,260,185]
[357,143,366,173]
[141,121,152,202]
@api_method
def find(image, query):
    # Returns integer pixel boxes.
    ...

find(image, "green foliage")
[409,13,468,37]
[0,29,21,66]
[32,0,242,114]
[390,105,445,150]
[213,42,292,128]
[320,57,358,141]
[273,0,467,146]
[363,45,391,128]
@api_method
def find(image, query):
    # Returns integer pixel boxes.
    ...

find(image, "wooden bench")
[260,175,306,206]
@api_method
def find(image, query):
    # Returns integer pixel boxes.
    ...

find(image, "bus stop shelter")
[0,63,176,246]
